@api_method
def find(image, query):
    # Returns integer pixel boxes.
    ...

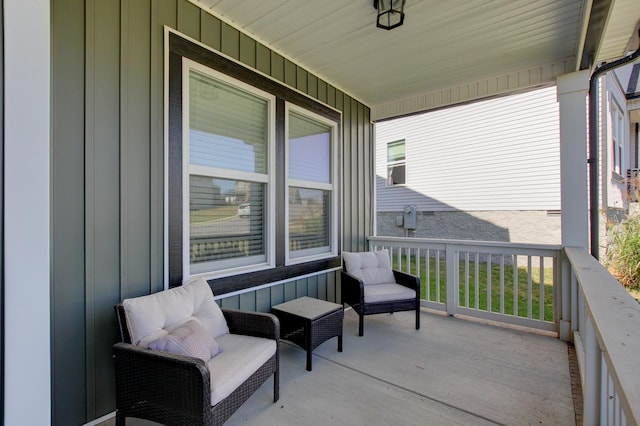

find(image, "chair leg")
[115,412,125,426]
[273,369,280,402]
[359,314,364,337]
[416,308,420,330]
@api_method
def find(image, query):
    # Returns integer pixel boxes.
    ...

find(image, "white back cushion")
[122,276,229,346]
[342,249,396,285]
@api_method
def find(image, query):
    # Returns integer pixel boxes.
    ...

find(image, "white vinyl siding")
[376,86,560,212]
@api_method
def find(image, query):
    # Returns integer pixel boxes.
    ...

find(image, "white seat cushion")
[342,249,396,285]
[208,333,276,405]
[122,276,229,347]
[364,283,416,303]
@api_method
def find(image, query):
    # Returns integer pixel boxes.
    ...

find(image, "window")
[387,140,406,186]
[183,59,275,278]
[286,105,338,263]
[168,34,342,289]
[611,101,624,177]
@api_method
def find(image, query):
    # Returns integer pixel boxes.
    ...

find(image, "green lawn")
[392,255,555,322]
[190,205,238,223]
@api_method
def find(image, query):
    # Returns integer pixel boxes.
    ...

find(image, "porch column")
[4,0,51,425]
[556,70,589,342]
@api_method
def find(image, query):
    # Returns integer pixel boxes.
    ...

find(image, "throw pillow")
[148,319,222,362]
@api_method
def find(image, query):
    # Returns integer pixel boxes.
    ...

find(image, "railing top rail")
[564,246,640,425]
[368,236,561,254]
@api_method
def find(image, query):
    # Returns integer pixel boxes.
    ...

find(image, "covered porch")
[105,307,576,425]
[98,236,637,425]
[229,308,576,425]
[3,0,640,425]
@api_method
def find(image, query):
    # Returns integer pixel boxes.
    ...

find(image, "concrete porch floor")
[107,308,576,425]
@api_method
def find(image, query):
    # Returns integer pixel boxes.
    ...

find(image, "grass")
[190,205,238,223]
[392,255,555,322]
[605,214,640,290]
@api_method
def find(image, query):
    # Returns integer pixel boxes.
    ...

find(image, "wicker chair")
[341,249,420,336]
[113,278,279,426]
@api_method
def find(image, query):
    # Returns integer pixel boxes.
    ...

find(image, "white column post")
[556,70,590,342]
[4,0,52,425]
[557,70,590,249]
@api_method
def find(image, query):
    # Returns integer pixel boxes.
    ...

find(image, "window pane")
[189,70,268,173]
[387,164,406,185]
[289,187,330,255]
[289,111,331,183]
[387,140,405,162]
[190,175,265,266]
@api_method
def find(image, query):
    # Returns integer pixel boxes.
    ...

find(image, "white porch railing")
[564,247,640,426]
[368,236,561,332]
[367,236,640,426]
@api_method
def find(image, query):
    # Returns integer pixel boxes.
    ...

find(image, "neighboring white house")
[375,85,562,244]
[375,64,640,250]
[597,60,640,257]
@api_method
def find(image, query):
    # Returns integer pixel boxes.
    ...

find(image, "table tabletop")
[271,296,342,320]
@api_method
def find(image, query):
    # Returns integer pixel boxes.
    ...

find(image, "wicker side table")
[271,296,343,371]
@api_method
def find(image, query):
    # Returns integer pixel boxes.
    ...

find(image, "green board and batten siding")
[51,0,373,424]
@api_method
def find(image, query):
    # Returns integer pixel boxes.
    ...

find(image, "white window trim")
[284,102,339,265]
[182,58,276,280]
[610,99,624,178]
[386,139,406,187]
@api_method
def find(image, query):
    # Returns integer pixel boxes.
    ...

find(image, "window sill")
[204,256,342,296]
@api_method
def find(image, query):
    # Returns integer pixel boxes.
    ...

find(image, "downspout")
[588,35,640,259]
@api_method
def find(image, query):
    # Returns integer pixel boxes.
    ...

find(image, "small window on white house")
[286,105,338,263]
[611,101,624,177]
[184,60,275,278]
[387,140,406,186]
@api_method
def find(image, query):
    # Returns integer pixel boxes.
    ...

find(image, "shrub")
[605,213,640,289]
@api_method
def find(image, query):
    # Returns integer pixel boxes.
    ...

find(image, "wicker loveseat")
[341,249,420,336]
[113,277,280,426]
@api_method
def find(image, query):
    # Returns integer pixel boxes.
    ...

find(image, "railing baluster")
[405,246,410,273]
[487,252,492,313]
[416,248,421,297]
[436,249,441,303]
[527,256,533,319]
[474,252,480,310]
[500,254,505,314]
[465,252,470,308]
[426,248,431,302]
[539,257,545,321]
[513,254,518,317]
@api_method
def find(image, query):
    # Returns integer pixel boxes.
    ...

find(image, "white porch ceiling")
[194,0,640,120]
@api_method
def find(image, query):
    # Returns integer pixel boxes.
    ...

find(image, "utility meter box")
[403,205,417,230]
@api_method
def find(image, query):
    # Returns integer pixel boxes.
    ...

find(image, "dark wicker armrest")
[222,308,280,341]
[341,270,365,305]
[113,342,211,423]
[393,269,421,291]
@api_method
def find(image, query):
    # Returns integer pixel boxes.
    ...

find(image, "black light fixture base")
[373,0,406,30]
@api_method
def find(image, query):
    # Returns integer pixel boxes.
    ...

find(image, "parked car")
[238,203,250,217]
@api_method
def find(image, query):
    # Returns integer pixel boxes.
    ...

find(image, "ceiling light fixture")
[373,0,405,30]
